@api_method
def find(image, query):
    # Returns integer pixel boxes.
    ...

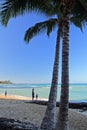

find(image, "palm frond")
[0,0,52,26]
[24,18,57,43]
[71,0,87,30]
[79,0,87,11]
[49,0,63,17]
[71,17,83,31]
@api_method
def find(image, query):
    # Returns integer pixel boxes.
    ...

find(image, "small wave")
[70,87,72,89]
[30,85,38,88]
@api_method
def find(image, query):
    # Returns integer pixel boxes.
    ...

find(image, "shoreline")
[0,83,87,102]
[0,94,87,116]
[0,94,32,100]
[0,94,48,101]
[0,94,87,102]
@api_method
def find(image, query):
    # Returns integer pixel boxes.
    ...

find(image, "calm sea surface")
[0,83,87,102]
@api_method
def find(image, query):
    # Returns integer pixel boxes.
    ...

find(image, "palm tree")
[23,1,87,130]
[0,1,62,129]
[39,20,63,130]
[0,1,87,130]
[56,2,70,130]
[56,1,87,130]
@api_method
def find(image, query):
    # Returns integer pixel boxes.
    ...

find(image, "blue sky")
[0,12,87,83]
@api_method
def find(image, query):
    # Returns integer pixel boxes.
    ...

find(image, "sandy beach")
[0,95,87,130]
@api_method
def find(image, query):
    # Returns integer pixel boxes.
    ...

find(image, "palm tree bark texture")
[56,1,73,130]
[41,23,61,130]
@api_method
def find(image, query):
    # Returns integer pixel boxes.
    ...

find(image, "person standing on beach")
[36,93,38,100]
[32,88,34,100]
[5,91,7,96]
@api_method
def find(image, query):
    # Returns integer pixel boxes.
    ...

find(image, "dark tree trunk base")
[0,118,38,130]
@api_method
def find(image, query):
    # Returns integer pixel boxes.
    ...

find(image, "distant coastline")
[0,80,12,84]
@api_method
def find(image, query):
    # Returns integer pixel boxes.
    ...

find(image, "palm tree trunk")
[40,25,61,130]
[56,9,70,130]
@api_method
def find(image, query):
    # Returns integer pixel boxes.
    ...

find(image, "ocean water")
[0,83,87,102]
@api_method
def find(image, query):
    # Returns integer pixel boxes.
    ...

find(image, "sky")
[0,12,87,84]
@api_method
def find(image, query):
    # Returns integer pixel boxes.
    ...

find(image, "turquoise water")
[0,83,87,102]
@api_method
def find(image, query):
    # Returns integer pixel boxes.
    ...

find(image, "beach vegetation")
[0,0,87,130]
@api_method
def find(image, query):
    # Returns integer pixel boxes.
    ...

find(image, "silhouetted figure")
[36,93,38,100]
[5,91,7,96]
[32,88,34,100]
